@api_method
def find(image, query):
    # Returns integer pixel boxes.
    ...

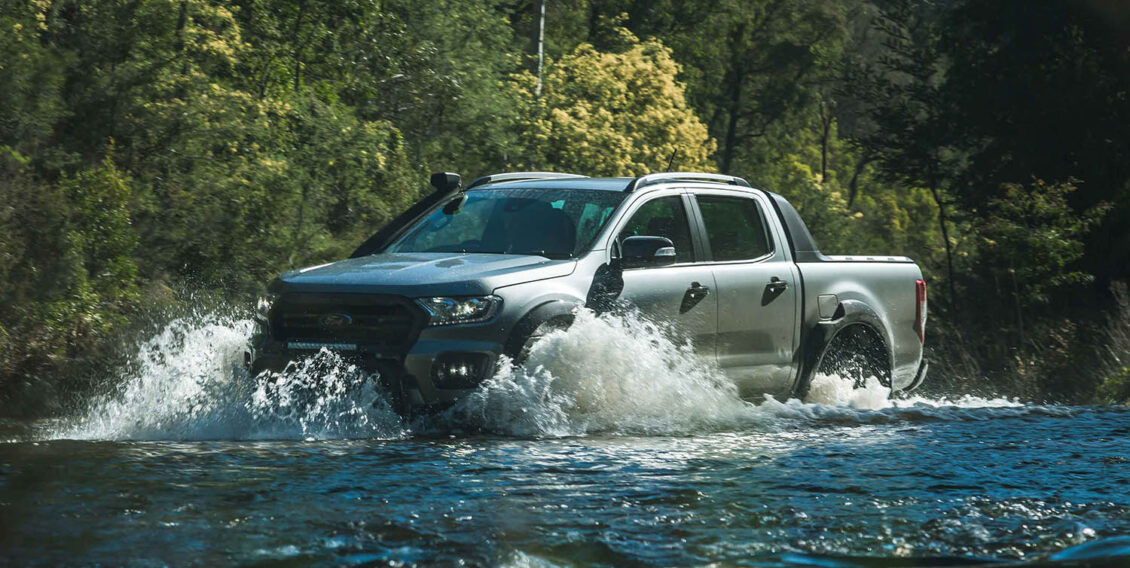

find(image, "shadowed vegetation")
[1,0,1129,414]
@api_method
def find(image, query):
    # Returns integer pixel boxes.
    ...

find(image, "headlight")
[256,293,279,321]
[416,296,502,326]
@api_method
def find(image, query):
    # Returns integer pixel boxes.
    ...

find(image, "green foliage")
[0,1,65,154]
[1097,366,1130,405]
[2,0,1130,412]
[512,29,715,176]
[0,155,140,412]
[230,0,525,175]
[560,1,851,177]
[64,153,141,305]
[971,181,1108,306]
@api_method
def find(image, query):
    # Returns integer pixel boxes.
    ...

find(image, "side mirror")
[621,236,677,268]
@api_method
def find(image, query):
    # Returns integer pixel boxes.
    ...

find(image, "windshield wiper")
[519,250,573,260]
[437,249,571,259]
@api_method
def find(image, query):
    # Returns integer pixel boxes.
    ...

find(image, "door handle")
[687,281,710,298]
[681,282,710,314]
[767,277,788,293]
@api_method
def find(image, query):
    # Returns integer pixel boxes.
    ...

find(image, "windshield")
[387,188,626,258]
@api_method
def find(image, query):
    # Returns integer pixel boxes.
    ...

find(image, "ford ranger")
[249,171,929,411]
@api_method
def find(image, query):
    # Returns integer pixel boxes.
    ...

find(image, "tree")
[940,0,1130,284]
[0,154,140,414]
[241,0,526,175]
[512,29,715,176]
[969,180,1108,344]
[852,0,962,311]
[0,0,65,159]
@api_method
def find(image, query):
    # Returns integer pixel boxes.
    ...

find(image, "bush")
[512,28,715,176]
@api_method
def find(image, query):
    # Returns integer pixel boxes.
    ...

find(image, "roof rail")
[465,172,588,190]
[624,172,752,192]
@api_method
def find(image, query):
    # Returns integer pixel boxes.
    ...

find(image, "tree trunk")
[174,1,189,78]
[847,153,875,208]
[533,0,546,98]
[292,5,307,92]
[929,182,958,314]
[719,24,747,175]
[819,101,832,181]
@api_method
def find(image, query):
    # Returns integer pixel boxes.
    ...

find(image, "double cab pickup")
[250,171,928,411]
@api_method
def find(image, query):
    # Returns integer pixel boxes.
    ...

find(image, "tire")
[812,324,891,390]
[509,316,572,364]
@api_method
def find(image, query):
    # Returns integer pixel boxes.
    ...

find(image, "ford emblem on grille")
[319,313,354,329]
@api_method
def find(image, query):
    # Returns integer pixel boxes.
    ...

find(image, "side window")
[696,195,772,261]
[618,196,694,263]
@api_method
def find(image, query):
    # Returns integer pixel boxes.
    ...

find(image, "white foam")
[441,309,764,436]
[806,374,892,409]
[50,314,404,441]
[44,308,1070,442]
[440,309,1065,437]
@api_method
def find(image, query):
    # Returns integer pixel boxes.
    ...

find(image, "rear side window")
[618,196,694,263]
[696,195,772,261]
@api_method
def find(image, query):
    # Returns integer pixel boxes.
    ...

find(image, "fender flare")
[794,299,894,397]
[502,299,582,359]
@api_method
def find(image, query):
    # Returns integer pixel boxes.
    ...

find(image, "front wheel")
[509,317,572,364]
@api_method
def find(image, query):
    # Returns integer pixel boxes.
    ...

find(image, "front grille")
[270,293,425,353]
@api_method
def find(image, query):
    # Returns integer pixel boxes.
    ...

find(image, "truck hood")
[273,252,577,296]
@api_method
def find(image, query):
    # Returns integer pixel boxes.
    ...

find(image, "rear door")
[689,190,800,398]
[612,191,718,356]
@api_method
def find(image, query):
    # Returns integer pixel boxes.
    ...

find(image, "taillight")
[914,279,927,344]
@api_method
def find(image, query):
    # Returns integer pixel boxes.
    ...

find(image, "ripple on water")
[5,309,1129,565]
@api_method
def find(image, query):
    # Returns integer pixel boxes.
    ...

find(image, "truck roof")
[472,172,755,192]
[475,177,634,192]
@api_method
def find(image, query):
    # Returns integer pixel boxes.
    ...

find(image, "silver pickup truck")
[250,171,928,411]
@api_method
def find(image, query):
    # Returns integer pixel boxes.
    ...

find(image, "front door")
[614,193,717,356]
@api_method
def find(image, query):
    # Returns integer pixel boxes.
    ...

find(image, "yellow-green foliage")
[746,115,944,275]
[512,29,715,176]
[0,155,140,406]
[1097,366,1130,405]
[761,156,854,249]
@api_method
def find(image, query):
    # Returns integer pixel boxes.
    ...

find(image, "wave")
[47,314,404,441]
[45,309,1075,441]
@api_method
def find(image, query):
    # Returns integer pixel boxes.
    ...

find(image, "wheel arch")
[502,299,580,360]
[794,299,894,398]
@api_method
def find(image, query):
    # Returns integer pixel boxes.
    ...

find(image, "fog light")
[432,353,493,389]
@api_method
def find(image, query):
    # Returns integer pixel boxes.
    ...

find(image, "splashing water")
[14,311,1125,568]
[442,310,764,436]
[442,309,1058,437]
[51,314,403,441]
[49,308,1066,442]
[247,350,404,440]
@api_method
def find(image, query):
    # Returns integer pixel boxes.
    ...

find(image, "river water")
[2,311,1129,566]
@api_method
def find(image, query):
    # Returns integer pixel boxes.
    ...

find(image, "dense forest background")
[2,0,1129,415]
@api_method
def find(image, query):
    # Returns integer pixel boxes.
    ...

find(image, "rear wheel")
[810,324,891,393]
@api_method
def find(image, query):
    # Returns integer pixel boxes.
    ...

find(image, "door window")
[696,195,772,261]
[618,196,694,263]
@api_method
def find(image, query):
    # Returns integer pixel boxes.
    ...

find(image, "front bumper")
[248,321,507,409]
